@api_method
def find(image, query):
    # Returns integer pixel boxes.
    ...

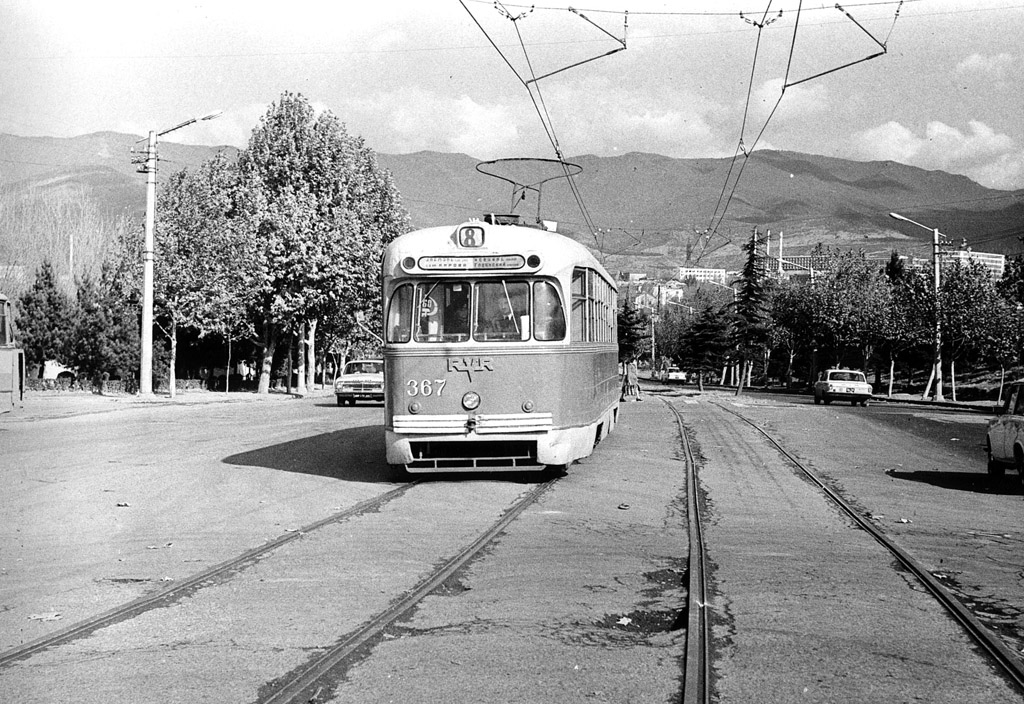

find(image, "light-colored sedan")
[985,381,1024,487]
[334,359,384,406]
[813,369,872,406]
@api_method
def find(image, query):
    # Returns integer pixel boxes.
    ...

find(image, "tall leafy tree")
[156,152,251,396]
[237,92,408,394]
[940,259,1005,400]
[17,260,73,375]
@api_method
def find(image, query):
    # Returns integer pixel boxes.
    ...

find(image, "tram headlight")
[527,254,541,268]
[462,391,481,411]
[401,256,416,271]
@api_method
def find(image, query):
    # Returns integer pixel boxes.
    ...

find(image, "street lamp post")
[138,110,222,395]
[889,212,944,402]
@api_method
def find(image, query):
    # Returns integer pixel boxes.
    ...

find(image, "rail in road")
[1,392,693,703]
[704,396,1024,696]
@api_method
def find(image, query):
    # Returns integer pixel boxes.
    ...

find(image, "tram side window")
[571,269,586,342]
[415,281,470,343]
[387,284,413,343]
[533,281,565,341]
[570,267,615,343]
[475,280,530,342]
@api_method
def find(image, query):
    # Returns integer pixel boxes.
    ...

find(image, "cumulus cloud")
[331,88,520,158]
[847,119,1021,189]
[954,52,1017,82]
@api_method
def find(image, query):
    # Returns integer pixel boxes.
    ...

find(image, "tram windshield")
[385,279,565,344]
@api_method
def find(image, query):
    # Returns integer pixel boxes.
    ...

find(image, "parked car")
[813,369,872,406]
[985,381,1024,487]
[661,366,686,382]
[334,359,384,406]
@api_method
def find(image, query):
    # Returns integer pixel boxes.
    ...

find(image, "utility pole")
[930,225,944,401]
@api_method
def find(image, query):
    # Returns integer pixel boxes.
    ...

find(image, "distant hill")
[2,132,1021,285]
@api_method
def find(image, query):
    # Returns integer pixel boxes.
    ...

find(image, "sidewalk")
[5,386,335,422]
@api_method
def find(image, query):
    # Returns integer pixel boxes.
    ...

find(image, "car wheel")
[336,397,344,407]
[814,392,821,405]
[851,400,858,406]
[823,397,832,405]
[1015,447,1024,490]
[861,399,869,407]
[348,398,357,406]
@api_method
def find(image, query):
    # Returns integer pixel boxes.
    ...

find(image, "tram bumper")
[387,412,580,471]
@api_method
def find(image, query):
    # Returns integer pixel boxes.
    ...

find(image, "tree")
[940,259,1005,400]
[617,300,649,363]
[156,152,251,396]
[237,93,408,394]
[681,304,732,392]
[16,260,73,375]
[70,263,140,387]
[996,254,1024,307]
[731,229,772,394]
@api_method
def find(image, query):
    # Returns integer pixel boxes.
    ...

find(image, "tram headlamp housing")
[527,254,541,268]
[401,256,416,271]
[462,391,481,411]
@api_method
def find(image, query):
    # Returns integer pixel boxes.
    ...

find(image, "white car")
[813,369,872,406]
[985,381,1024,487]
[334,359,384,406]
[661,366,686,383]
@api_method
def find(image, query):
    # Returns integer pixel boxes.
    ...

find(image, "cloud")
[331,88,520,158]
[954,52,1017,82]
[847,119,1021,189]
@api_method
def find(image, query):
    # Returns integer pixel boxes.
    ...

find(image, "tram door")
[0,296,25,411]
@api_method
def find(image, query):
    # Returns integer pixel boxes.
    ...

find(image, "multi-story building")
[676,267,727,284]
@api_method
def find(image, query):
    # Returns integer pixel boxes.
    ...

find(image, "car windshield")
[344,362,382,375]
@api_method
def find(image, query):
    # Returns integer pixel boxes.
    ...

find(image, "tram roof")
[385,221,612,281]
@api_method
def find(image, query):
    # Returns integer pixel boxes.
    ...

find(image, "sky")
[2,0,1024,191]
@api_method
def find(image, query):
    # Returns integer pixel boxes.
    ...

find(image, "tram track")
[708,398,1024,694]
[661,398,711,704]
[257,477,558,704]
[0,484,415,668]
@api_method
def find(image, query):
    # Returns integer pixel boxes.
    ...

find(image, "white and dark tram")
[382,214,619,473]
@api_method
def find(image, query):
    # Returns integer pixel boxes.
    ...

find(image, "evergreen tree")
[617,300,649,363]
[731,229,772,393]
[681,305,732,392]
[17,260,73,375]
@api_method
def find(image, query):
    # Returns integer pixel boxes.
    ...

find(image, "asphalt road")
[0,387,1021,703]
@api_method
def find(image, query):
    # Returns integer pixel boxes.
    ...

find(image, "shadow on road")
[222,424,391,483]
[886,469,1023,496]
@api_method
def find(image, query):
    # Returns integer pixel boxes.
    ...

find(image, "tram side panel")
[0,347,25,412]
[384,346,619,469]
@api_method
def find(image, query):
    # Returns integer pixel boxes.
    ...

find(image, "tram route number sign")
[447,357,494,382]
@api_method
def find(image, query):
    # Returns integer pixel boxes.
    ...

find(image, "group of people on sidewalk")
[621,358,644,402]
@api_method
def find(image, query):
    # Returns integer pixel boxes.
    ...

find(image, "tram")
[0,292,25,413]
[382,214,619,473]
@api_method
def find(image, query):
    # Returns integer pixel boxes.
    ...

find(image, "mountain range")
[2,131,1022,281]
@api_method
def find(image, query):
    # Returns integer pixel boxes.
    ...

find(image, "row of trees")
[621,239,1024,400]
[16,92,409,393]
